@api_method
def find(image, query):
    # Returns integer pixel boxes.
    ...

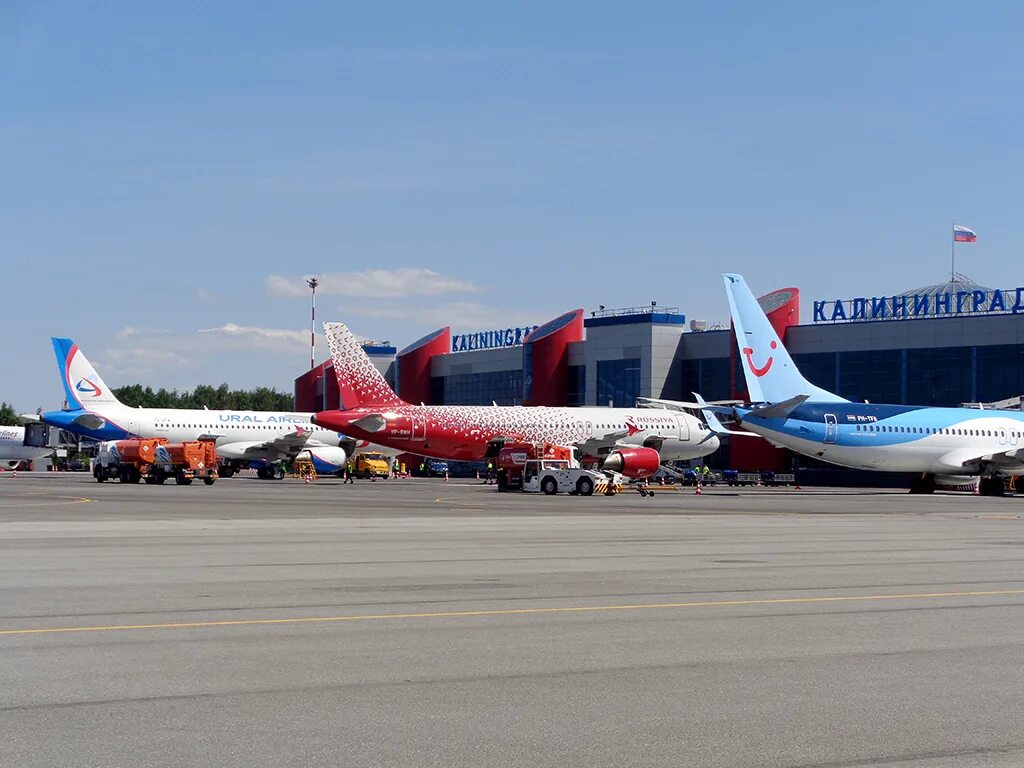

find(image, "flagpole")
[950,221,955,283]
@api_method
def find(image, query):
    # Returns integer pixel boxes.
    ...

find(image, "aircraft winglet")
[747,394,810,420]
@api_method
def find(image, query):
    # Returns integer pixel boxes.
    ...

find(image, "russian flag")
[953,224,977,242]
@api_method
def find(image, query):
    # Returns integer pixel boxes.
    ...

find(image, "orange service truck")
[94,438,218,485]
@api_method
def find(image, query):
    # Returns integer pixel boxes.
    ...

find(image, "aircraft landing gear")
[909,474,936,494]
[256,465,284,480]
[978,477,1005,497]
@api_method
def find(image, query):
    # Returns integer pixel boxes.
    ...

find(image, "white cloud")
[266,269,479,300]
[92,323,329,392]
[341,301,545,331]
[199,323,311,348]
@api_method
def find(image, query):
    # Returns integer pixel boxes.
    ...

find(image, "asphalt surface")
[1,473,1023,768]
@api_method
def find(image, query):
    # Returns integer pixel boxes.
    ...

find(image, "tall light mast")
[307,277,319,370]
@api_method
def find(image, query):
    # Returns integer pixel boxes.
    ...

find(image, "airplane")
[672,273,1024,496]
[37,338,356,479]
[0,425,53,470]
[310,322,720,481]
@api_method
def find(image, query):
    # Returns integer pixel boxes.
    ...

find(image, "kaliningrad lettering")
[813,288,1024,323]
[451,326,538,353]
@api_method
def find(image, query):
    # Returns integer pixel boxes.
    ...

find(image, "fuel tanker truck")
[94,438,218,485]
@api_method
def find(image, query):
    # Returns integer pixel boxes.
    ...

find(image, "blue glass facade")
[681,358,730,401]
[788,345,1024,406]
[522,343,534,402]
[434,370,524,406]
[567,365,586,406]
[596,359,641,408]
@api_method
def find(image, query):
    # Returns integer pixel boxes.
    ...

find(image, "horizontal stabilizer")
[72,412,107,430]
[747,394,809,420]
[351,414,388,433]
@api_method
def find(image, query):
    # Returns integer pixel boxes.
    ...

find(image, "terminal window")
[838,350,901,403]
[906,347,972,406]
[567,365,586,407]
[596,358,641,408]
[682,358,729,401]
[441,370,523,406]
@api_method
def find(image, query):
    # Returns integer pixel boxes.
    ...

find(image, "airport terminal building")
[295,276,1024,472]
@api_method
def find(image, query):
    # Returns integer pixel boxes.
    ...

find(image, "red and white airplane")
[311,322,720,477]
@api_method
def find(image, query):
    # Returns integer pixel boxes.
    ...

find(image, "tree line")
[0,402,20,426]
[111,384,294,411]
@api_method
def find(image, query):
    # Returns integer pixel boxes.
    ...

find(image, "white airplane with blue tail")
[37,338,356,479]
[645,273,1024,496]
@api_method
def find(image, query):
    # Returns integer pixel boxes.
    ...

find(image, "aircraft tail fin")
[51,338,124,410]
[323,323,405,409]
[722,274,847,404]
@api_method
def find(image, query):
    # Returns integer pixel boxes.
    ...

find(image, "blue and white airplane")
[650,274,1024,495]
[36,338,356,479]
[0,425,53,469]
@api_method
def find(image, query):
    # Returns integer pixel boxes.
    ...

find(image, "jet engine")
[296,446,349,472]
[601,447,661,479]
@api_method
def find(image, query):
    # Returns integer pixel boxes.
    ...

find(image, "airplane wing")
[933,446,1024,474]
[575,428,640,457]
[691,393,756,443]
[638,394,753,443]
[226,428,318,460]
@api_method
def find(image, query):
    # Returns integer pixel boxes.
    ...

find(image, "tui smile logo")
[75,378,102,397]
[742,341,777,378]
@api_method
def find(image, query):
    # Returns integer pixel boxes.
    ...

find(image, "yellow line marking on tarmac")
[3,588,1023,637]
[0,494,96,509]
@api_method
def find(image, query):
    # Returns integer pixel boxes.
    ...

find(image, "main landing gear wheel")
[541,477,558,496]
[909,474,936,494]
[576,477,594,497]
[219,465,235,478]
[978,477,1005,497]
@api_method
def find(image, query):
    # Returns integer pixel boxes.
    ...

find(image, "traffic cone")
[444,470,449,482]
[476,470,480,480]
[694,480,702,495]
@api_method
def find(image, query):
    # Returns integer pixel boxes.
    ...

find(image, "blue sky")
[3,1,1022,411]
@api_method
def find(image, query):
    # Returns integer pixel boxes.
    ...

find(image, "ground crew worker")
[486,461,494,484]
[703,465,712,484]
[344,461,354,484]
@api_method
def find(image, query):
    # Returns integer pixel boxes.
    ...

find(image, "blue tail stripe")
[51,337,80,408]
